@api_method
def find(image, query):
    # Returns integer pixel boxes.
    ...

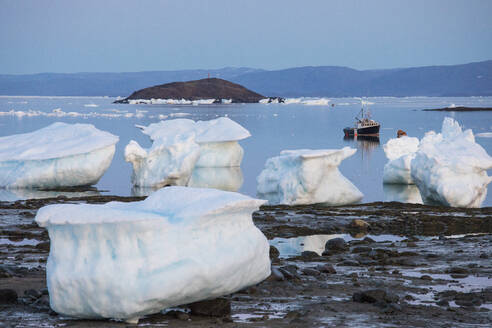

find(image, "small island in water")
[114,78,266,104]
[423,106,492,111]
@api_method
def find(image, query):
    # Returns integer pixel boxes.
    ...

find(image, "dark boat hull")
[343,124,380,137]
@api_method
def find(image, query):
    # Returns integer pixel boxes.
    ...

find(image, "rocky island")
[114,78,266,104]
[423,106,492,111]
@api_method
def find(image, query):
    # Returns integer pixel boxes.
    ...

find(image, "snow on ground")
[0,122,118,188]
[382,136,420,184]
[411,117,492,208]
[35,186,271,323]
[257,147,363,205]
[125,117,250,187]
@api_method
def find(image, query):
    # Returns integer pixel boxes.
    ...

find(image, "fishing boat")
[343,102,380,137]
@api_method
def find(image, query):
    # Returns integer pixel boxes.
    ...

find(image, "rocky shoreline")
[1,196,491,327]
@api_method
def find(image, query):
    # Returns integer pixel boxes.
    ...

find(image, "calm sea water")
[1,96,491,206]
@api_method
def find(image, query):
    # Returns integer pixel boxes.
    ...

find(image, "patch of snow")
[0,122,118,188]
[476,132,492,138]
[35,186,270,322]
[411,117,492,207]
[256,147,363,205]
[83,103,99,108]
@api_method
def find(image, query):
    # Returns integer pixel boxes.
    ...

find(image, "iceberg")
[257,147,363,205]
[410,117,492,208]
[125,117,250,187]
[35,186,270,323]
[0,122,118,189]
[382,136,420,184]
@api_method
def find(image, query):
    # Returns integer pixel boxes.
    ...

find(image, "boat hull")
[344,124,380,137]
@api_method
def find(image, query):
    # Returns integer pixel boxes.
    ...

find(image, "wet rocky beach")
[0,196,491,327]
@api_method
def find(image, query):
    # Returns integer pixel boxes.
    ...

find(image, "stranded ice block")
[411,117,492,208]
[0,122,118,189]
[124,117,250,187]
[35,186,270,323]
[257,147,363,205]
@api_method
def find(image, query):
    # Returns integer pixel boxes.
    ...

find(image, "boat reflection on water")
[343,135,380,157]
[132,167,244,197]
[383,184,423,204]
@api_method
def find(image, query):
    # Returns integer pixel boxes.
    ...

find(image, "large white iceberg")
[257,147,363,205]
[0,122,118,189]
[125,117,250,187]
[382,136,420,184]
[410,117,492,207]
[35,186,270,323]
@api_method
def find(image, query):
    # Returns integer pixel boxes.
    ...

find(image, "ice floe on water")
[35,186,270,323]
[411,117,492,208]
[83,103,99,107]
[257,147,363,205]
[0,108,148,119]
[475,132,492,138]
[260,97,332,106]
[0,122,118,188]
[125,117,250,188]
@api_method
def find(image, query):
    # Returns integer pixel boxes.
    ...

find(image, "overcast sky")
[1,0,491,74]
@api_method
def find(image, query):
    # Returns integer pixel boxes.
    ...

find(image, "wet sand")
[0,196,491,327]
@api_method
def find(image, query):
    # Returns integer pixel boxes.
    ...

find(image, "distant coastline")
[1,60,491,97]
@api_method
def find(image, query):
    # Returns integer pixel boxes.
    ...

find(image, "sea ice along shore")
[257,147,363,205]
[35,186,271,323]
[124,117,250,188]
[0,122,118,189]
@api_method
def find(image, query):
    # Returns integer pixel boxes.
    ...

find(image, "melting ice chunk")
[0,122,118,188]
[35,186,271,323]
[257,147,363,205]
[382,136,420,184]
[411,117,492,207]
[125,117,250,187]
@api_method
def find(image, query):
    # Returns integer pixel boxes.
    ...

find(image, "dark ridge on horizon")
[114,78,265,103]
[0,60,491,97]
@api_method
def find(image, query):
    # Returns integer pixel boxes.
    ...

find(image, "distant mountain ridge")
[0,61,491,97]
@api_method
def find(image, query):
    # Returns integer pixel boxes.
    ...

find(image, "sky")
[0,0,491,74]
